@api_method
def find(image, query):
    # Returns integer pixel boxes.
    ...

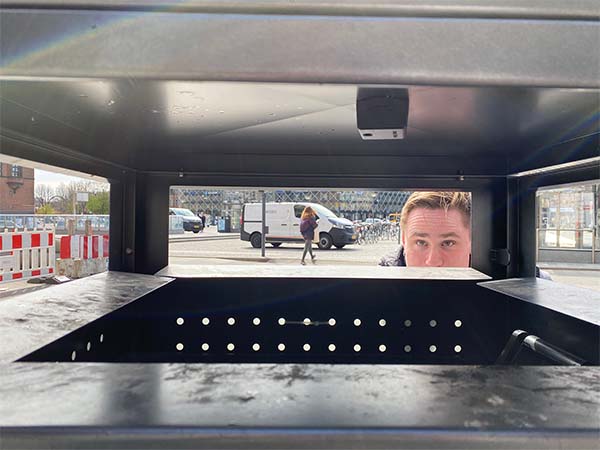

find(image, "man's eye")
[416,240,427,247]
[442,240,456,247]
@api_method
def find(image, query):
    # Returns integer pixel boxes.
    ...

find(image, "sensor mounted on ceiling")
[356,88,409,140]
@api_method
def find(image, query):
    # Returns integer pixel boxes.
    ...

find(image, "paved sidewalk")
[169,228,238,241]
[0,280,49,301]
[537,262,600,271]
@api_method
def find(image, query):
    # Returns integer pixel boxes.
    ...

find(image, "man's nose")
[425,247,444,267]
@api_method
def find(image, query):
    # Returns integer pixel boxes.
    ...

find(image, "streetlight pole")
[260,190,267,257]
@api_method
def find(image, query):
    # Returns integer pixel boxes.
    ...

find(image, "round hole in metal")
[86,342,91,352]
[201,343,209,351]
[404,320,412,327]
[227,317,236,326]
[354,344,361,352]
[404,345,412,353]
[328,318,336,326]
[176,343,184,351]
[454,345,462,353]
[202,317,210,326]
[303,344,311,352]
[328,344,336,352]
[252,343,260,351]
[455,320,462,328]
[429,345,437,353]
[278,343,286,351]
[99,334,104,343]
[379,319,387,327]
[176,317,184,326]
[354,319,361,327]
[71,351,76,361]
[253,317,261,326]
[379,345,387,352]
[278,318,286,326]
[303,318,311,326]
[429,320,437,327]
[227,343,235,351]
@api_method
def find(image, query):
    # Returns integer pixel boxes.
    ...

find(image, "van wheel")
[193,230,200,234]
[318,233,333,250]
[334,244,345,249]
[250,233,262,248]
[271,243,282,248]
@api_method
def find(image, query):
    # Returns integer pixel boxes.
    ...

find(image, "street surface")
[169,228,400,266]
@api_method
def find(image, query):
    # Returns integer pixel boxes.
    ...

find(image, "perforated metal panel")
[21,278,514,364]
[166,312,466,363]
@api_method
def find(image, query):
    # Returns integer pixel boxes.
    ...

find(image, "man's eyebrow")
[410,232,461,238]
[440,232,460,239]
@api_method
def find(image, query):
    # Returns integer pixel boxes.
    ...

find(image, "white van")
[241,202,357,249]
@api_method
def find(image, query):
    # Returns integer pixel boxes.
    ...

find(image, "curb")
[169,236,238,243]
[538,265,600,272]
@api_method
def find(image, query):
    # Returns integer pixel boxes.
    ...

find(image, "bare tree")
[53,180,109,214]
[35,184,55,208]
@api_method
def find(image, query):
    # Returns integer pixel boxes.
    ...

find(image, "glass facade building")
[537,182,599,263]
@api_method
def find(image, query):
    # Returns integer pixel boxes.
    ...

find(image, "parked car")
[241,202,356,249]
[169,208,204,233]
[363,218,382,225]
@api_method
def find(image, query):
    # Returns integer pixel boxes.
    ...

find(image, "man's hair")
[400,192,471,230]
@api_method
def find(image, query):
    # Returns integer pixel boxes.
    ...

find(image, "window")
[10,165,22,177]
[536,182,599,291]
[170,187,473,269]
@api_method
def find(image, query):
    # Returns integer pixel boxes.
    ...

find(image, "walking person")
[300,206,318,265]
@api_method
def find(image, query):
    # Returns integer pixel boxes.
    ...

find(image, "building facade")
[537,182,599,264]
[0,164,35,214]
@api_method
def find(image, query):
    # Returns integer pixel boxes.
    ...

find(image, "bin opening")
[19,276,599,366]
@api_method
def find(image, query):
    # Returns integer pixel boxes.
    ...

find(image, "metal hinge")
[490,248,511,266]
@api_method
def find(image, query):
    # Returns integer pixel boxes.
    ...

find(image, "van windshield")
[312,204,337,219]
[173,209,196,217]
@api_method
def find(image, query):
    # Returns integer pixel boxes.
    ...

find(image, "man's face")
[401,207,471,267]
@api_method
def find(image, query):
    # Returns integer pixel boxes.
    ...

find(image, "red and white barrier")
[60,235,109,260]
[0,229,55,283]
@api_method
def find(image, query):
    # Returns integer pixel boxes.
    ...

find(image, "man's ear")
[401,230,406,247]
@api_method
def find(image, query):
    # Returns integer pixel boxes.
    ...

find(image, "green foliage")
[86,191,110,214]
[36,204,56,215]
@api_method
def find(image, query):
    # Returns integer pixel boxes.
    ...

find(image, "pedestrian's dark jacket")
[300,217,318,241]
[379,246,407,266]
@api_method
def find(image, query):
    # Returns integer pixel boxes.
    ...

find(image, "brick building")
[0,163,35,214]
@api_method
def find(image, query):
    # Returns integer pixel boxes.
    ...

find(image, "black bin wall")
[22,278,512,364]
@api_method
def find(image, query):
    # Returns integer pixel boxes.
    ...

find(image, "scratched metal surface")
[0,271,173,362]
[1,363,598,428]
[479,278,600,326]
[157,264,491,280]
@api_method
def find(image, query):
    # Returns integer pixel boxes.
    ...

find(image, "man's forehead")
[405,208,470,230]
[407,207,464,221]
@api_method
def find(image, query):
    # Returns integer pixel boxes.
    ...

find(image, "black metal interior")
[1,3,598,279]
[20,278,599,365]
[1,0,598,365]
[2,81,598,177]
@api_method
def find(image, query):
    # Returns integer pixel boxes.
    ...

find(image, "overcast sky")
[35,169,109,188]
